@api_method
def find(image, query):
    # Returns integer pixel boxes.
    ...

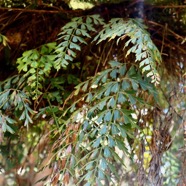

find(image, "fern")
[17,42,57,100]
[94,18,162,84]
[43,15,162,185]
[55,15,105,70]
[0,75,35,132]
[14,14,161,185]
[56,61,157,185]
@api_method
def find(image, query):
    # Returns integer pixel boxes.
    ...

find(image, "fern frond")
[57,61,156,184]
[0,76,35,131]
[55,15,105,70]
[94,18,162,84]
[17,42,57,100]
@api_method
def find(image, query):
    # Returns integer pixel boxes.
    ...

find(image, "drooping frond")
[94,18,162,84]
[0,75,35,132]
[17,42,57,100]
[55,15,105,70]
[56,61,157,185]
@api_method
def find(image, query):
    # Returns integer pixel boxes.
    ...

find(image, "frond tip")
[94,18,162,85]
[55,15,105,70]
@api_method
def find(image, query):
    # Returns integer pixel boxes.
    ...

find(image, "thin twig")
[160,23,167,55]
[154,5,186,9]
[0,7,71,14]
[148,21,185,40]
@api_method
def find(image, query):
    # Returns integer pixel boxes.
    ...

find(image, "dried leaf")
[63,172,70,185]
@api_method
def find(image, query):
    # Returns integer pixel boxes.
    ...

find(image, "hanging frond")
[0,75,35,132]
[56,60,157,185]
[55,15,105,70]
[17,42,57,100]
[94,18,162,84]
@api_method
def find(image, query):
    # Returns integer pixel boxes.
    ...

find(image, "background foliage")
[0,0,185,185]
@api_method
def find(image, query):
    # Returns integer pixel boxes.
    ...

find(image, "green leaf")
[19,111,26,120]
[107,162,119,179]
[96,115,103,123]
[139,58,150,68]
[111,124,119,135]
[5,124,15,134]
[86,16,92,24]
[101,74,108,83]
[115,138,128,152]
[70,103,76,113]
[85,161,94,170]
[31,61,38,68]
[90,128,98,138]
[72,36,78,43]
[128,94,136,105]
[113,109,120,120]
[69,42,81,50]
[90,149,99,160]
[93,137,101,148]
[61,59,68,67]
[104,110,112,122]
[122,80,130,90]
[100,125,107,135]
[83,120,89,130]
[142,65,151,73]
[96,178,104,186]
[118,93,127,104]
[82,81,89,92]
[123,114,132,124]
[119,65,126,76]
[111,147,124,163]
[119,126,127,137]
[111,83,119,93]
[107,97,115,108]
[131,80,139,90]
[80,29,91,37]
[64,54,73,61]
[100,158,107,171]
[31,50,39,60]
[84,171,93,181]
[86,92,93,102]
[19,64,27,72]
[104,146,111,158]
[29,68,36,74]
[139,80,148,90]
[75,36,87,44]
[109,61,121,67]
[22,50,33,57]
[146,71,154,77]
[110,69,117,79]
[98,99,107,110]
[98,169,105,179]
[2,122,6,132]
[127,66,136,76]
[108,136,115,147]
[6,117,16,124]
[104,86,111,96]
